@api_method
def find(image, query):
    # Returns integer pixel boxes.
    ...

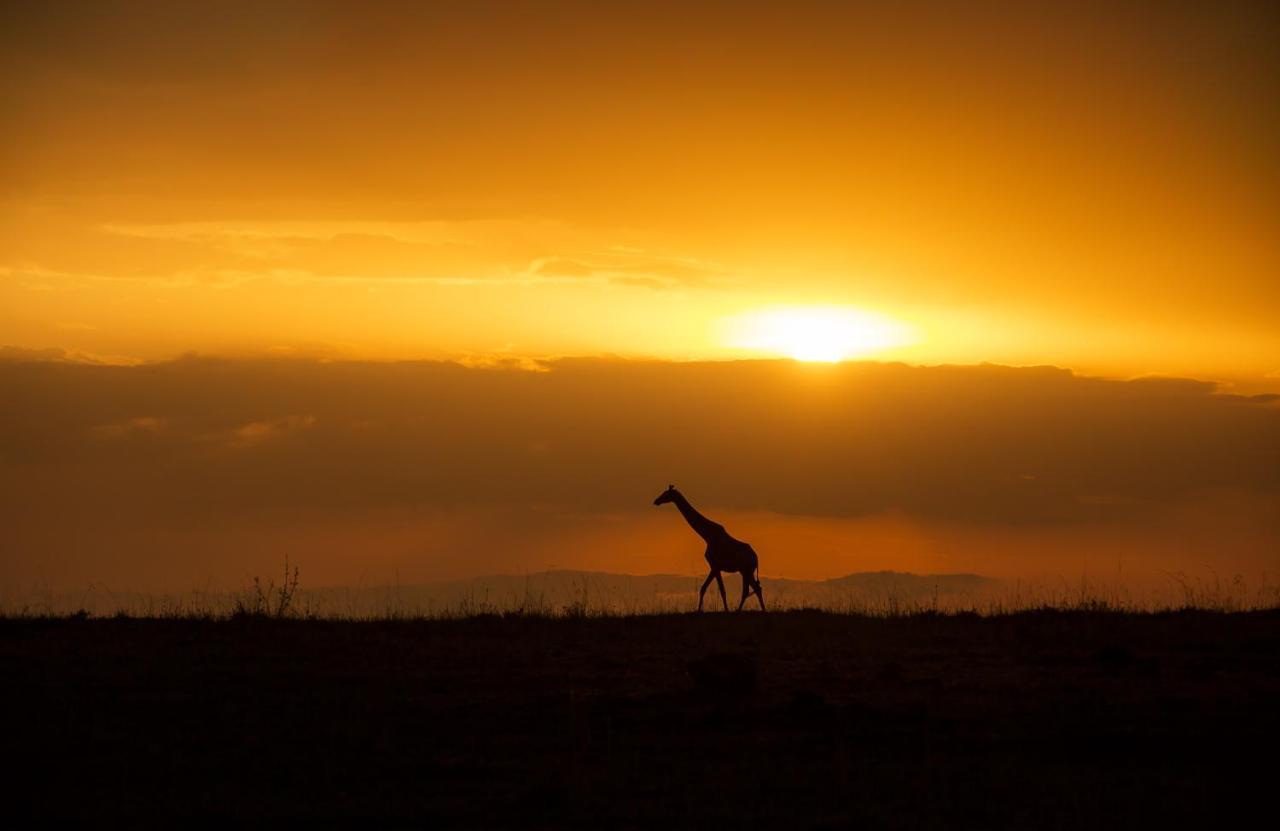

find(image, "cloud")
[0,345,141,366]
[531,253,727,287]
[1,356,1275,589]
[223,415,316,448]
[4,213,726,290]
[2,356,1275,520]
[0,346,74,363]
[92,416,166,440]
[532,258,598,278]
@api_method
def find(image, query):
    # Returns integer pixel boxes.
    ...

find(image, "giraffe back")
[706,535,758,575]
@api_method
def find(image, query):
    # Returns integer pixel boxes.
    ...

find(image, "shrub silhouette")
[232,556,301,619]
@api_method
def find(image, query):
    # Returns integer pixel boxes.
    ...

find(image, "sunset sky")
[2,1,1277,594]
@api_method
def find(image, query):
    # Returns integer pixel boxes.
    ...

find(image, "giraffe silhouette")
[653,485,765,612]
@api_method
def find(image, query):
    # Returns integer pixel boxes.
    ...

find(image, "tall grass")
[3,565,1277,620]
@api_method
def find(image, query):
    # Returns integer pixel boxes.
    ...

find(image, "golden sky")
[2,2,1278,594]
[2,1,1277,387]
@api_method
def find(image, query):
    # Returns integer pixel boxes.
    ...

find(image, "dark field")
[4,610,1278,827]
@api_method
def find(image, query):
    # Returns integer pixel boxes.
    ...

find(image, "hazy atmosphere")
[3,356,1276,594]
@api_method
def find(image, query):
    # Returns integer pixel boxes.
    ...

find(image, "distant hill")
[303,569,998,615]
[24,569,998,616]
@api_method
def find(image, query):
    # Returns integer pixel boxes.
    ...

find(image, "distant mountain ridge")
[21,569,998,616]
[305,569,998,615]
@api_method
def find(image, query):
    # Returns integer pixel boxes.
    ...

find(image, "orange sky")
[2,1,1277,388]
[1,2,1278,595]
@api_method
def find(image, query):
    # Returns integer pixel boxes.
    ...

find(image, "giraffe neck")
[672,492,721,542]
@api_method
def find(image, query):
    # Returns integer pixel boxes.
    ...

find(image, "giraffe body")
[653,485,766,612]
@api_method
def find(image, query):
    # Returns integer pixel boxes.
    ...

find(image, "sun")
[727,306,914,362]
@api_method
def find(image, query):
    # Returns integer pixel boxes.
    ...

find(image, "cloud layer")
[2,356,1276,590]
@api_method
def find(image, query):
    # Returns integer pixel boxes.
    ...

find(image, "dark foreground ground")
[4,610,1278,827]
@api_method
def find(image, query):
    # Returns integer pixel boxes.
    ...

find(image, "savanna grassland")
[4,607,1277,827]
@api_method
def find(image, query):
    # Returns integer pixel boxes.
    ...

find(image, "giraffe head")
[652,484,678,506]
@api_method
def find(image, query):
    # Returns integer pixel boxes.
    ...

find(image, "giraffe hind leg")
[737,573,757,611]
[714,573,728,611]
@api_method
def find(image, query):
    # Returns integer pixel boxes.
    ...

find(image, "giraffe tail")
[748,546,766,610]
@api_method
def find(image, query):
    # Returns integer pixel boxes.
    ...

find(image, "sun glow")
[728,307,915,362]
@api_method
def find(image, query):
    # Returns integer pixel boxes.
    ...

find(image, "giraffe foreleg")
[714,573,728,612]
[698,571,716,612]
